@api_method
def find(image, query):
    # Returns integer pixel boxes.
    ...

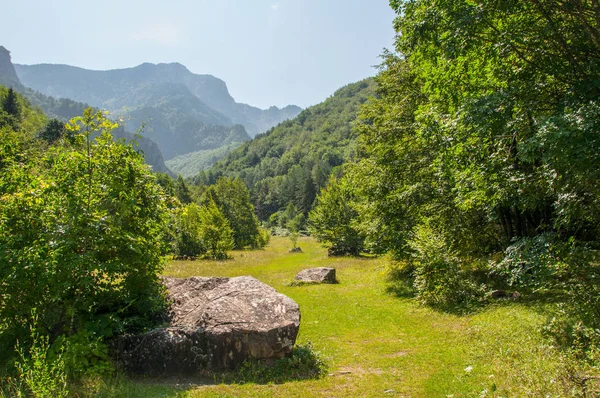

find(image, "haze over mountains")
[0,46,172,173]
[15,62,302,159]
[1,44,303,179]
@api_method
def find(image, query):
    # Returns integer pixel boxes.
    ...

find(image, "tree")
[39,119,68,144]
[172,203,205,256]
[2,87,20,119]
[308,176,364,256]
[175,174,193,204]
[198,199,234,259]
[204,177,263,249]
[0,108,169,341]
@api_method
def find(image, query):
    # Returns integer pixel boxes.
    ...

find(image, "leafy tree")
[308,176,364,256]
[0,108,169,345]
[198,199,234,259]
[172,203,205,256]
[2,87,20,122]
[39,118,68,144]
[155,172,176,199]
[204,177,263,249]
[175,174,193,204]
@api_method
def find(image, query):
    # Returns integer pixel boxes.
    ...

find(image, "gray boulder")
[295,267,337,284]
[111,276,300,375]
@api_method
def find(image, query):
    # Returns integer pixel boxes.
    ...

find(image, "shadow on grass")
[288,280,340,287]
[88,343,326,396]
[385,271,568,317]
[385,277,416,298]
[214,342,327,385]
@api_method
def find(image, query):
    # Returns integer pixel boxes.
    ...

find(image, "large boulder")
[111,276,300,375]
[295,267,337,284]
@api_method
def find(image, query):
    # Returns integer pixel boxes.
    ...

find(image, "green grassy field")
[102,236,581,397]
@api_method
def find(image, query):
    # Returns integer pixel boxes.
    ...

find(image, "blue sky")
[1,0,397,109]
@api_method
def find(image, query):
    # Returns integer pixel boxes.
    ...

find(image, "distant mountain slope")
[0,46,171,174]
[15,62,302,138]
[195,79,376,220]
[165,142,243,178]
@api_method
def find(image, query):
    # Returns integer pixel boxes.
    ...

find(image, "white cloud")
[271,3,280,10]
[131,22,184,46]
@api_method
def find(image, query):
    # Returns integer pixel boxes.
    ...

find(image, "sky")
[1,0,397,109]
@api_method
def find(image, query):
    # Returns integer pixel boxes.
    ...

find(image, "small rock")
[384,389,396,394]
[289,247,303,253]
[295,267,337,284]
[512,291,521,299]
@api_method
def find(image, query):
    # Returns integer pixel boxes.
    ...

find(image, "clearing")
[106,236,572,397]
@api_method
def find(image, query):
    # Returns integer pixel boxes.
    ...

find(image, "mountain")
[195,79,376,220]
[0,46,20,88]
[0,47,170,174]
[14,62,303,138]
[165,142,243,178]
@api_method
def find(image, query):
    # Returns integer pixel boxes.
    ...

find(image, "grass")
[91,237,587,396]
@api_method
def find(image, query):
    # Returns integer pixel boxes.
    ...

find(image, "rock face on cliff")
[111,276,301,375]
[0,46,21,87]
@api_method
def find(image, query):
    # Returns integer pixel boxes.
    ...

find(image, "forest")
[2,0,600,396]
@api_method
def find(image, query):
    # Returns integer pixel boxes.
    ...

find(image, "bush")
[408,223,484,308]
[198,199,234,259]
[172,203,205,256]
[217,342,327,384]
[14,313,69,398]
[489,233,560,289]
[0,108,169,353]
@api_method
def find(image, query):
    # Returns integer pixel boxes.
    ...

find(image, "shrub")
[14,314,69,398]
[172,203,205,257]
[0,108,169,351]
[217,342,327,384]
[489,233,560,289]
[198,199,234,259]
[408,223,483,308]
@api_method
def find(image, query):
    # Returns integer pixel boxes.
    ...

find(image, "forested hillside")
[196,79,375,220]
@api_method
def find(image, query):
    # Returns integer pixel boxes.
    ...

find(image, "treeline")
[193,79,376,223]
[309,0,600,364]
[0,87,266,394]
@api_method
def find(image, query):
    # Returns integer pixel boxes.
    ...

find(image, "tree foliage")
[308,176,364,256]
[0,106,169,345]
[197,199,234,260]
[204,177,264,249]
[344,0,600,340]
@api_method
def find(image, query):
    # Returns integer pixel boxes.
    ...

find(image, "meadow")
[101,236,582,397]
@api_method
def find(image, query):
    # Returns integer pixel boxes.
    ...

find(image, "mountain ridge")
[15,62,302,138]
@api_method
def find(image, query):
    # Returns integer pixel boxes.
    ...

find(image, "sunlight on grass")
[98,237,575,396]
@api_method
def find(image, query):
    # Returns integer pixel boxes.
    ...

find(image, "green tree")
[2,87,20,121]
[204,177,263,249]
[175,174,193,204]
[39,118,68,144]
[173,203,205,256]
[308,176,364,256]
[198,199,234,259]
[0,108,169,343]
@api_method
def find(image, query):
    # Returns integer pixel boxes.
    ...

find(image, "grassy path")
[108,237,570,397]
